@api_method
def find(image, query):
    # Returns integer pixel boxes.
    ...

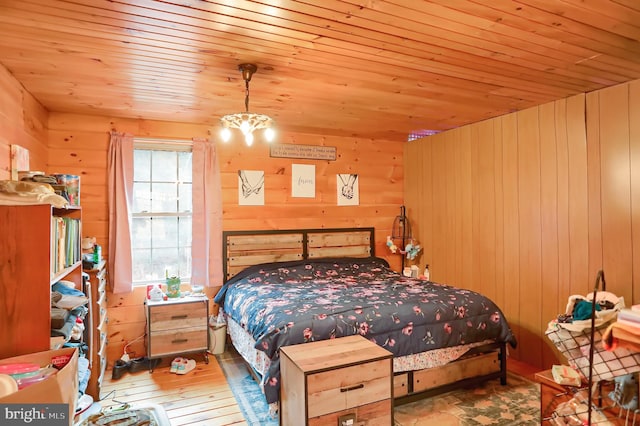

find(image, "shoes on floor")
[111,359,130,380]
[170,357,185,374]
[128,357,151,373]
[176,359,196,375]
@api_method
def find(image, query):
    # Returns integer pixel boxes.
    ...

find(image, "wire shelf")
[542,383,634,425]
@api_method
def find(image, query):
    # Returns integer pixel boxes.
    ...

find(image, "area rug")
[217,346,540,426]
[394,373,540,426]
[215,346,278,426]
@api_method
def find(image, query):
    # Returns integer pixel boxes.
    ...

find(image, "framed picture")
[292,164,315,198]
[238,170,265,206]
[337,173,359,206]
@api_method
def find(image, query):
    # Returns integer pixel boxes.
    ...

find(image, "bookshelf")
[0,204,82,359]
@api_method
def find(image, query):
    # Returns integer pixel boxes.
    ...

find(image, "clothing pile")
[0,180,68,207]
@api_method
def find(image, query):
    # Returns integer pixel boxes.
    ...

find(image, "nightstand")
[280,335,393,426]
[145,297,209,371]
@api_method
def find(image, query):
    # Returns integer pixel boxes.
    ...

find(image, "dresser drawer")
[309,399,392,426]
[149,327,208,357]
[149,302,207,331]
[307,358,391,418]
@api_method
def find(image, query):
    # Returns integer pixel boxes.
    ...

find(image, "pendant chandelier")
[219,63,275,146]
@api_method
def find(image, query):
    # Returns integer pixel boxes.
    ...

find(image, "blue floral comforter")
[214,257,516,404]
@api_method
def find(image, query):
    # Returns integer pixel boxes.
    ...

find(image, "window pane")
[133,182,151,213]
[132,217,152,249]
[151,183,178,212]
[132,248,153,282]
[152,151,177,182]
[179,216,192,246]
[134,150,151,181]
[152,217,178,248]
[152,247,180,279]
[179,183,192,212]
[179,247,192,280]
[179,152,192,182]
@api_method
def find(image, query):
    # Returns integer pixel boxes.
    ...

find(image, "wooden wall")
[0,59,404,366]
[405,80,640,369]
[0,65,48,179]
[47,113,404,363]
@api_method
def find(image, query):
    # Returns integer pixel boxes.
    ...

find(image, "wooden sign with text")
[270,144,336,161]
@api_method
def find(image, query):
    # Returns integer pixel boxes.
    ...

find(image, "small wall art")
[292,164,315,198]
[238,170,265,206]
[10,144,30,180]
[337,173,359,206]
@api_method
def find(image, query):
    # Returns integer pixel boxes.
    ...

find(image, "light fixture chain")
[245,79,250,113]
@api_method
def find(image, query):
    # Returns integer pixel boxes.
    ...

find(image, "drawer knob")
[340,383,364,393]
[171,314,188,320]
[172,338,188,344]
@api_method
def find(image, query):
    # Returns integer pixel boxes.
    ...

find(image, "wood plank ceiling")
[1,0,640,141]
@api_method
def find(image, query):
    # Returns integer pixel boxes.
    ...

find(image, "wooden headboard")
[222,227,375,282]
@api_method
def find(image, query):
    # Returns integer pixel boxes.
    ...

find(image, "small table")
[535,369,575,422]
[145,297,209,371]
[279,335,393,426]
[535,369,626,425]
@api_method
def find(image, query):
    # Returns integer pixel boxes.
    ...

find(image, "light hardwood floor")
[99,355,538,426]
[100,356,246,426]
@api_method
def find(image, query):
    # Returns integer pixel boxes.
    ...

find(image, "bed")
[214,227,517,407]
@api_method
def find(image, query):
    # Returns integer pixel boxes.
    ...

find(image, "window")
[132,142,192,285]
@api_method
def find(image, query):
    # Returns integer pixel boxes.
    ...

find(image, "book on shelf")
[50,215,81,277]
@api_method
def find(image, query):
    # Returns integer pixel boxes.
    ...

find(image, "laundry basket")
[546,289,640,382]
[546,321,640,382]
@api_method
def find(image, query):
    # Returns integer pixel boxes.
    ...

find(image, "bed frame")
[222,227,508,405]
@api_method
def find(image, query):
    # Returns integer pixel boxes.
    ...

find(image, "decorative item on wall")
[291,164,315,198]
[219,63,275,146]
[337,174,359,206]
[390,205,412,268]
[238,170,265,206]
[10,145,29,180]
[270,144,337,161]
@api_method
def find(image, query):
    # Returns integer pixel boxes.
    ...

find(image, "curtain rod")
[133,137,192,145]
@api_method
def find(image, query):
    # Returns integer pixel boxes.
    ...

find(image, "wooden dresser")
[145,297,209,370]
[280,335,393,426]
[84,259,108,400]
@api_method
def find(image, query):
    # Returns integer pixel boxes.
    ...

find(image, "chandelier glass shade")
[220,63,275,146]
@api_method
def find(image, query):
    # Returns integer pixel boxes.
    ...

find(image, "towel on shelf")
[602,321,640,352]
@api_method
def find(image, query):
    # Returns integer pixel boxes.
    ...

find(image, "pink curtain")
[107,131,134,294]
[191,138,223,286]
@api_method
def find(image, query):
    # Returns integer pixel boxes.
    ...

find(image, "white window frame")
[131,139,193,286]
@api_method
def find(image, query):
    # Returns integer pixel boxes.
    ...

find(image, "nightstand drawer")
[307,358,390,418]
[149,303,207,331]
[149,327,208,357]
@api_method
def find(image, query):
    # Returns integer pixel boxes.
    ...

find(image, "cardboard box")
[0,347,78,425]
